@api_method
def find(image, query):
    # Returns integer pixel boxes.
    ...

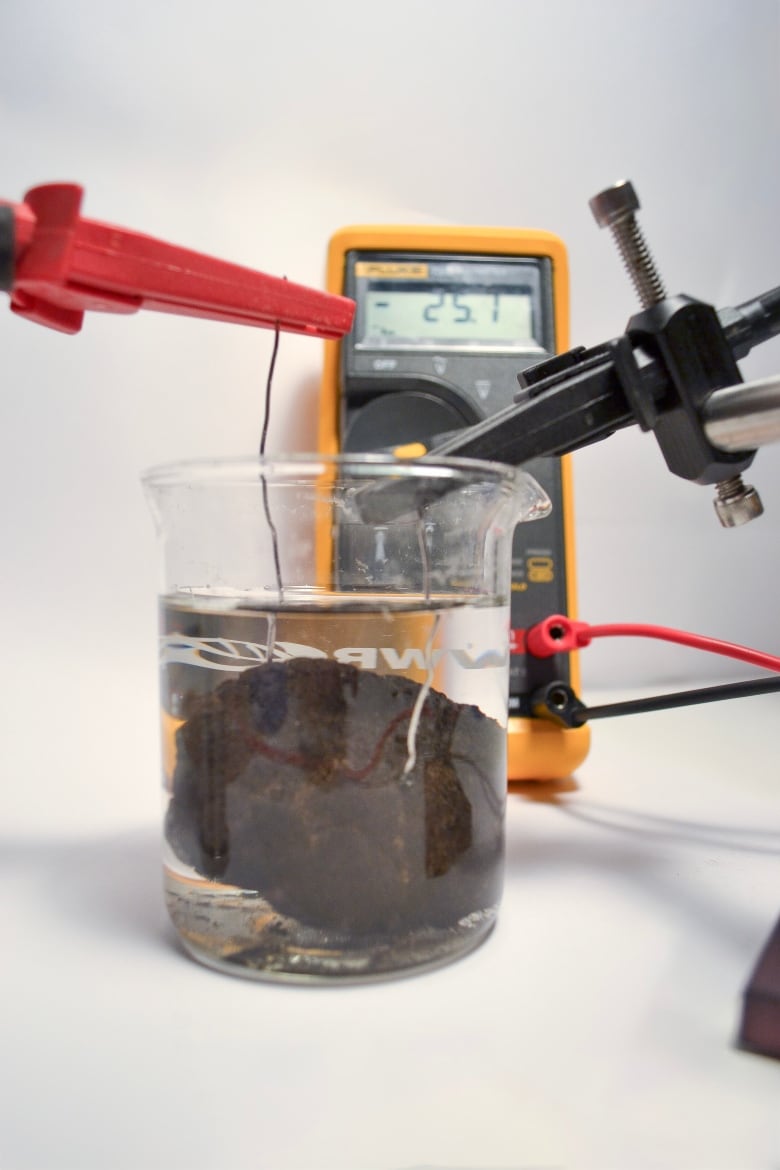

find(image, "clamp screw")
[713,475,764,528]
[590,179,763,524]
[589,180,667,310]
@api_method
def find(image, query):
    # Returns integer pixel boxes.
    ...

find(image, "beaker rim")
[141,452,552,526]
[142,451,529,490]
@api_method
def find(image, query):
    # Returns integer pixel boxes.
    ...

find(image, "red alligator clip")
[0,182,355,338]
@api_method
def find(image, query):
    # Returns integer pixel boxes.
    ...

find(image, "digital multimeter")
[319,225,590,781]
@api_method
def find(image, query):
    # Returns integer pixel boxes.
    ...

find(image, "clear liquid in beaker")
[159,594,509,981]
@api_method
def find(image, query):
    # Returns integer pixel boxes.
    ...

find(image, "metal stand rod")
[703,374,780,452]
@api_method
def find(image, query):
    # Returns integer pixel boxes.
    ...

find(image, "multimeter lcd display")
[363,284,534,347]
[354,258,544,352]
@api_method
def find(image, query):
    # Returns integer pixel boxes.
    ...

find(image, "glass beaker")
[143,453,550,982]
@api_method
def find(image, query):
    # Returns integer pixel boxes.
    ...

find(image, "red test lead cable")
[526,614,780,674]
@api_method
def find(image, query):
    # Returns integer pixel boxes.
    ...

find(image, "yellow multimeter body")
[319,224,590,781]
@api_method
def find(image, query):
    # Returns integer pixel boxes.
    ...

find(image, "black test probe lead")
[532,676,780,728]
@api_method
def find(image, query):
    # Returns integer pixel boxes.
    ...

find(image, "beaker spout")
[350,459,550,527]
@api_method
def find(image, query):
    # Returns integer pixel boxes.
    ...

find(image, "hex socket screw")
[589,180,762,526]
[589,180,667,310]
[713,475,763,527]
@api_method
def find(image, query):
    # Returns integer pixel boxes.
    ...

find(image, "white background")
[1,4,779,1169]
[1,0,779,691]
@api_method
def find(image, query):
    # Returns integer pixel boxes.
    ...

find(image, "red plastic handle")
[1,182,355,338]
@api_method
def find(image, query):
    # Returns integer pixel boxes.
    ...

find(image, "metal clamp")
[590,179,763,527]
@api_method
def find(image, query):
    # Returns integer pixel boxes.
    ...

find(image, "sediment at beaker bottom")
[163,868,498,982]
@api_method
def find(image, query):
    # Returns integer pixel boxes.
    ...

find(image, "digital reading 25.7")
[363,285,534,347]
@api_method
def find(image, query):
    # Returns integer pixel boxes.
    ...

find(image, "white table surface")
[2,669,779,1170]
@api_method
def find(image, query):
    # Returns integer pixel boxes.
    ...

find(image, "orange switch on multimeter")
[319,225,590,782]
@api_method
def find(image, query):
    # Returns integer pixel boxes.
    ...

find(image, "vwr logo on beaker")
[161,634,507,672]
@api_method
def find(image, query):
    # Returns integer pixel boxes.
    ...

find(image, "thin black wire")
[260,322,283,599]
[259,321,281,458]
[578,675,780,723]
